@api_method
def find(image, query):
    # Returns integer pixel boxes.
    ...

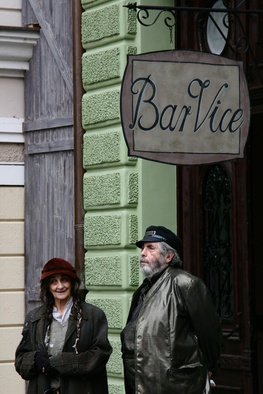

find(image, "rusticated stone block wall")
[81,1,139,392]
[81,1,177,392]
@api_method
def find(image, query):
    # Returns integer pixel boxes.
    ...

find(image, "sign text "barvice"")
[129,75,244,134]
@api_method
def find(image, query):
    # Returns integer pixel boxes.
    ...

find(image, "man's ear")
[165,251,175,264]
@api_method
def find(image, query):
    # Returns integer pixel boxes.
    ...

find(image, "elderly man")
[121,225,222,394]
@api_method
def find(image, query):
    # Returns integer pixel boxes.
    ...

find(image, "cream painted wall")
[0,188,25,394]
[0,78,24,117]
[0,2,26,393]
[0,0,22,26]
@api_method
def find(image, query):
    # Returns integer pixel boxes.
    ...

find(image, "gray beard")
[140,263,162,278]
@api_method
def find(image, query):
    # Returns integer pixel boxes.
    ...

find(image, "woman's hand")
[34,351,51,375]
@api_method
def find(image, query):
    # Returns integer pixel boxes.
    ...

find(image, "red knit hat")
[41,258,78,280]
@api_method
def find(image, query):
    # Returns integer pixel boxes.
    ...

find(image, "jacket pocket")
[167,366,207,394]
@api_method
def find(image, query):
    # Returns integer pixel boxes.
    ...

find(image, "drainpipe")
[72,0,85,280]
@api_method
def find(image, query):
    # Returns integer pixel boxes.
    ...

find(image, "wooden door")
[178,158,254,393]
[249,110,263,394]
[22,0,74,312]
[178,94,263,394]
[176,0,263,392]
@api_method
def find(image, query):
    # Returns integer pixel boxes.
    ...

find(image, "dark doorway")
[177,109,263,393]
[176,1,263,391]
[250,114,263,394]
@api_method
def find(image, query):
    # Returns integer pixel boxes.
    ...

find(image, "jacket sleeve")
[49,305,112,376]
[179,276,222,374]
[15,314,38,380]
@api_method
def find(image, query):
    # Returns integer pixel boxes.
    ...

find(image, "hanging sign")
[120,50,250,165]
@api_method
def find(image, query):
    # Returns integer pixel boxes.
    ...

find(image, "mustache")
[140,258,149,263]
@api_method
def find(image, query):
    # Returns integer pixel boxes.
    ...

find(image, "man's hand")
[209,371,216,387]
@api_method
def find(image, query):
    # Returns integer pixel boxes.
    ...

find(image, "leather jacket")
[121,267,222,394]
[15,301,112,394]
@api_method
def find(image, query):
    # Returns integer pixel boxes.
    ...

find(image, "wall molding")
[0,117,24,143]
[0,163,24,185]
[0,27,39,78]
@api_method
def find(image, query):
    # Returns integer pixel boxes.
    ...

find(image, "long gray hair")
[158,241,183,268]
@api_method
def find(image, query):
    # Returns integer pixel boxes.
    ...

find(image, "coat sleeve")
[179,276,222,374]
[15,314,38,380]
[49,305,112,376]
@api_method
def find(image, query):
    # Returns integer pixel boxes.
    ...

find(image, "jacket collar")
[30,305,47,322]
[30,300,90,323]
[143,266,171,300]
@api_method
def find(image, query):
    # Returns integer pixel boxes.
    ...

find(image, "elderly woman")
[15,258,112,394]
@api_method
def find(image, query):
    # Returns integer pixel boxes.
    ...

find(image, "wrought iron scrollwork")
[195,2,257,60]
[126,3,176,29]
[203,164,233,320]
[125,2,263,84]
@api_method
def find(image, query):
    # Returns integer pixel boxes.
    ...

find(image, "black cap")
[136,225,182,253]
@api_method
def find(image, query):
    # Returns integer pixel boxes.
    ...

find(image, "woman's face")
[48,274,72,304]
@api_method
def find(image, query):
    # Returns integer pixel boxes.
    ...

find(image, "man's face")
[139,242,171,278]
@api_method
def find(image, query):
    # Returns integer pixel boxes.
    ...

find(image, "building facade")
[1,0,262,393]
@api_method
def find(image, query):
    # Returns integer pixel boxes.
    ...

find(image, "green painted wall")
[81,0,177,391]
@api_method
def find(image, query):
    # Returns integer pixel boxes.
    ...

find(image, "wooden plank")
[28,0,73,95]
[25,147,75,311]
[23,1,73,123]
[22,0,38,26]
[23,0,75,313]
[23,116,73,132]
[25,139,74,155]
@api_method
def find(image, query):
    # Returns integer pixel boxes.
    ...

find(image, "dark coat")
[121,267,222,394]
[15,301,112,394]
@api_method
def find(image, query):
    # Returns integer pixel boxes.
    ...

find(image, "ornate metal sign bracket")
[124,2,263,85]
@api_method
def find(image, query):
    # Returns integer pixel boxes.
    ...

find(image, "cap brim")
[136,236,164,248]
